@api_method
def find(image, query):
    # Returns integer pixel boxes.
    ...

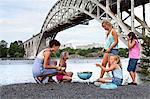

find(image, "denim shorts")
[104,49,119,55]
[110,49,119,55]
[112,77,123,86]
[127,58,139,72]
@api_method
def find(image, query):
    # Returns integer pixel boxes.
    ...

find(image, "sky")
[0,0,150,48]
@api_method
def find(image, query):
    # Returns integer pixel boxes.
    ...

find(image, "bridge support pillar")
[117,0,121,33]
[106,0,110,19]
[131,0,135,32]
[142,4,146,36]
[37,37,47,55]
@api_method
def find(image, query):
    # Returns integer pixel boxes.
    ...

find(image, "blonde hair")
[102,20,112,28]
[110,54,122,68]
[60,51,69,59]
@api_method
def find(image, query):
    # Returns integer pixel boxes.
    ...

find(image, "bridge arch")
[36,0,149,55]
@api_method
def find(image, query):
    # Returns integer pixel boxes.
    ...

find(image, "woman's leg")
[43,69,57,74]
[42,69,57,82]
[100,53,109,78]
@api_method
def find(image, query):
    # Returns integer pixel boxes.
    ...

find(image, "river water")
[0,58,142,86]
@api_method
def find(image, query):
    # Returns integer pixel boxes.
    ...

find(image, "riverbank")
[0,82,149,99]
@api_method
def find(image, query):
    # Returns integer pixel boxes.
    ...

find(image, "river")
[0,58,142,86]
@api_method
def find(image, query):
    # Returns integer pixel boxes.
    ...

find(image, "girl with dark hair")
[127,32,140,85]
[32,39,64,84]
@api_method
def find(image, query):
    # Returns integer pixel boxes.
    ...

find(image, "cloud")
[55,20,106,45]
[0,0,57,44]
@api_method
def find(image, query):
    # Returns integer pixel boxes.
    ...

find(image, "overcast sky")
[0,0,149,48]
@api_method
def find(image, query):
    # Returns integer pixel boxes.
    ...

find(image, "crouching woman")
[32,39,64,83]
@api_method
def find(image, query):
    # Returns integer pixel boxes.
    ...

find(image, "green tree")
[119,48,128,58]
[0,40,8,58]
[8,41,25,58]
[140,35,150,76]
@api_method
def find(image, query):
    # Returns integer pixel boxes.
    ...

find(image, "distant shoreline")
[0,57,101,60]
[0,58,34,60]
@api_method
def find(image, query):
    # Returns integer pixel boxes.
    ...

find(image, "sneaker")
[34,77,43,84]
[52,76,59,83]
[43,77,49,84]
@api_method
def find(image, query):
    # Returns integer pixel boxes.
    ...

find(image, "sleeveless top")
[37,49,50,59]
[112,65,123,79]
[104,29,118,50]
[32,48,56,77]
[129,39,140,59]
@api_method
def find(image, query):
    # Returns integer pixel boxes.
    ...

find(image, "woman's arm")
[106,30,118,52]
[96,63,116,72]
[128,39,136,49]
[43,51,60,70]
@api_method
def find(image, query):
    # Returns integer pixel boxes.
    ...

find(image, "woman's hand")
[56,66,61,71]
[60,67,65,71]
[97,49,104,56]
[105,48,111,53]
[57,66,65,71]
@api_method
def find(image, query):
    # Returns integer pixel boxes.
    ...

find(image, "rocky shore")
[0,82,149,99]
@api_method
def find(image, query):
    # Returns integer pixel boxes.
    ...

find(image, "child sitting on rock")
[56,51,73,82]
[95,54,123,86]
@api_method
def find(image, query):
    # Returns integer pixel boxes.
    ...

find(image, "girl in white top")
[96,54,123,85]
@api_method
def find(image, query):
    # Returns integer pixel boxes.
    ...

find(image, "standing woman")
[32,39,64,83]
[98,20,119,79]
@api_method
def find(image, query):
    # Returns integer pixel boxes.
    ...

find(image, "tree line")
[0,40,25,58]
[52,47,129,58]
[0,40,130,58]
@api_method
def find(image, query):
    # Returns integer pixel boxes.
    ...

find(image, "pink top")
[129,39,140,59]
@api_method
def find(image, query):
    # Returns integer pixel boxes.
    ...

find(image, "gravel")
[0,82,150,99]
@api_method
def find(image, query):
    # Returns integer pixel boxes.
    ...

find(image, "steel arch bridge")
[23,0,150,58]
